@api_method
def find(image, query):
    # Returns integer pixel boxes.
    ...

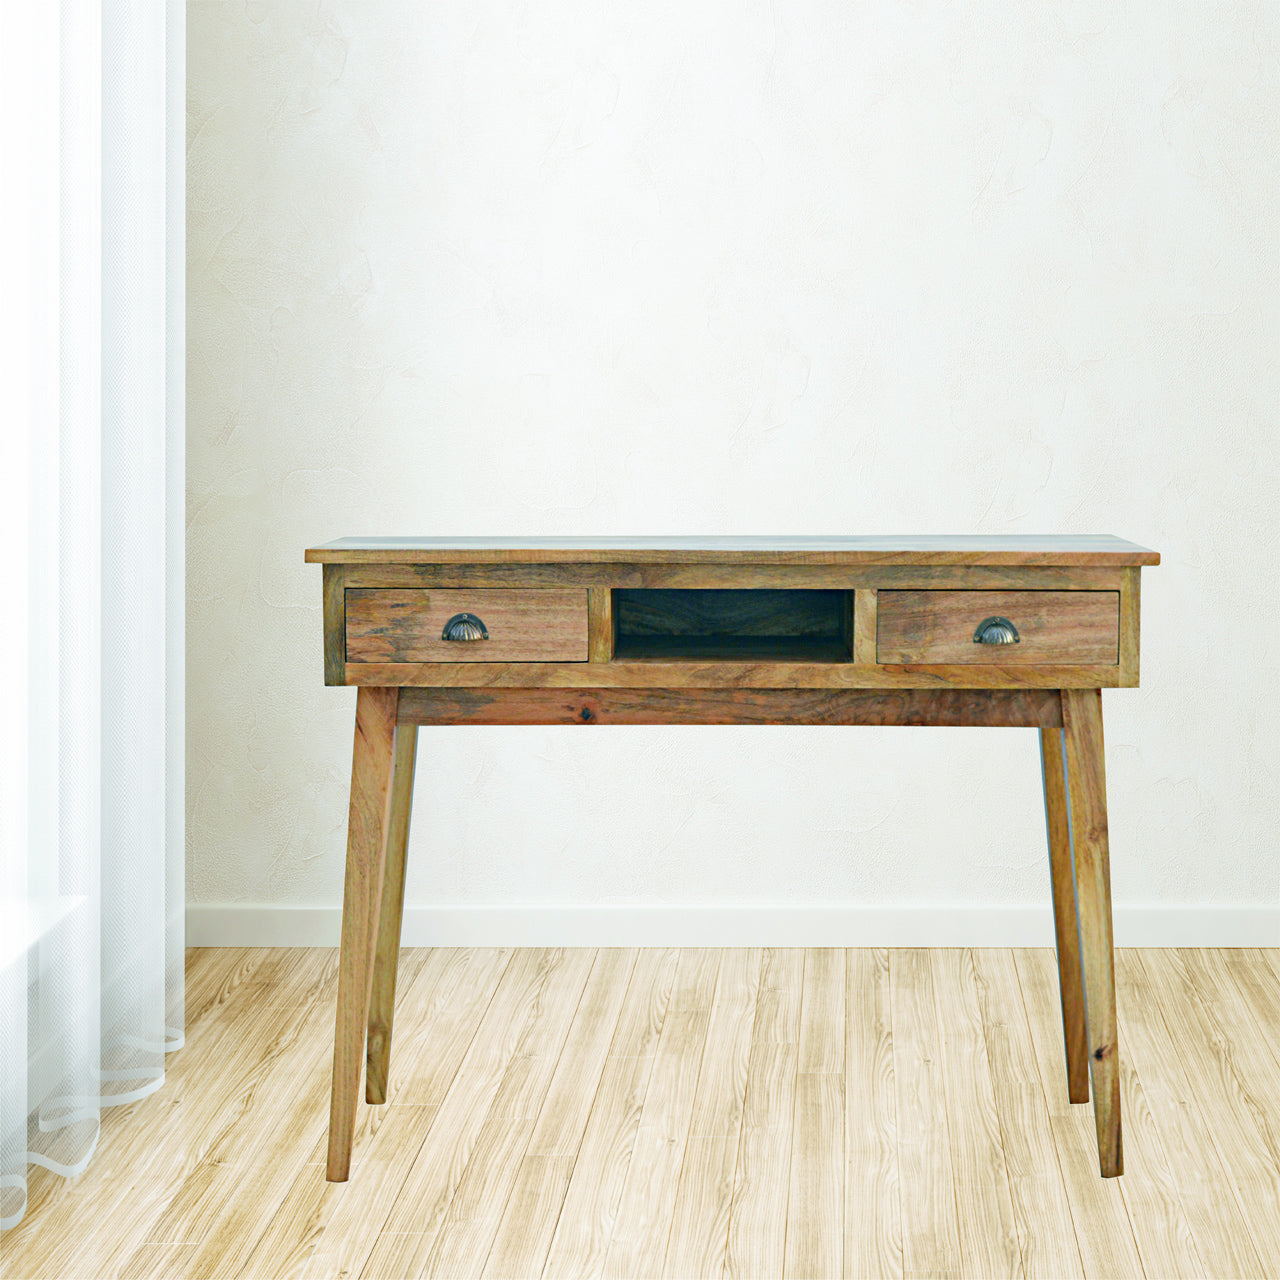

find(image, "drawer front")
[345,589,587,663]
[877,591,1118,665]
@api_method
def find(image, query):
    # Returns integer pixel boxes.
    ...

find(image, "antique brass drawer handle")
[441,612,489,642]
[974,616,1020,645]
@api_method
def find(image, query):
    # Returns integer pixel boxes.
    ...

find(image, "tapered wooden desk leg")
[366,722,417,1104]
[327,687,400,1182]
[1061,688,1123,1177]
[1040,726,1089,1104]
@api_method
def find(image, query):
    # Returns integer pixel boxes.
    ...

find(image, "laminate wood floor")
[5,947,1280,1279]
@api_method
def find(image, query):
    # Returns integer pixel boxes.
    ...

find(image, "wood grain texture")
[845,948,903,1280]
[1221,950,1280,1096]
[1,1001,306,1277]
[1223,949,1280,1036]
[182,945,277,1025]
[386,947,515,1109]
[1116,949,1271,1280]
[303,951,514,1280]
[541,947,680,1280]
[798,947,845,1075]
[1039,725,1088,1104]
[417,1118,536,1280]
[322,564,346,686]
[1060,689,1122,1178]
[683,949,761,1142]
[853,588,878,664]
[327,686,400,1182]
[337,562,1131,591]
[353,658,1126,689]
[603,1009,711,1280]
[84,1004,330,1279]
[344,588,587,663]
[217,1105,424,1280]
[305,534,1161,565]
[418,949,597,1280]
[725,949,804,1279]
[660,1134,738,1280]
[1015,949,1142,1279]
[397,686,1066,727]
[295,1105,439,1279]
[1111,1004,1207,1278]
[482,950,639,1280]
[877,591,1119,665]
[137,1005,337,1257]
[541,1055,655,1280]
[11,946,1280,1280]
[787,1073,844,1280]
[786,949,846,1280]
[1136,949,1280,1275]
[117,1242,196,1280]
[930,950,1023,1279]
[726,1055,799,1277]
[365,949,578,1279]
[669,947,722,1013]
[969,949,1084,1280]
[254,946,342,1010]
[182,1011,341,1278]
[587,588,615,663]
[1119,567,1141,686]
[891,948,961,1280]
[366,722,416,1105]
[521,950,644,1158]
[663,949,761,1280]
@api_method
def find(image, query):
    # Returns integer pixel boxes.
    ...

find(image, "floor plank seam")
[13,948,1280,1280]
[1136,949,1280,1278]
[375,947,521,1255]
[1011,947,1095,1278]
[540,949,670,1280]
[469,947,600,1280]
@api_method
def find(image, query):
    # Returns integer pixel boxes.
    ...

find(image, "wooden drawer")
[877,591,1118,665]
[345,589,587,663]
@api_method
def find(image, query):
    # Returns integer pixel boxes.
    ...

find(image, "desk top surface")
[305,535,1159,567]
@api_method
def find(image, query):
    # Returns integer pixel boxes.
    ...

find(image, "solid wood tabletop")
[305,535,1160,566]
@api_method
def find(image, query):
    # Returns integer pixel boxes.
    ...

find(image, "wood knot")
[579,706,593,722]
[1093,1044,1112,1061]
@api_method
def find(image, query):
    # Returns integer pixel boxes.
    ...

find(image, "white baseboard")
[185,903,1280,949]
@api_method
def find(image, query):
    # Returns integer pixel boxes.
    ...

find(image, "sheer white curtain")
[0,0,184,1231]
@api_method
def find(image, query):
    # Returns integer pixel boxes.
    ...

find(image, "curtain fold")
[0,0,183,1232]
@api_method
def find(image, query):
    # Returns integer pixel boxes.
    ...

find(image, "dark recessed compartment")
[613,588,852,662]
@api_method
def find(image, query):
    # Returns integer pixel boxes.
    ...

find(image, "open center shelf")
[612,588,852,662]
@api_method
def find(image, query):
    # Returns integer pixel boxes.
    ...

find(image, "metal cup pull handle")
[973,616,1020,645]
[442,612,489,642]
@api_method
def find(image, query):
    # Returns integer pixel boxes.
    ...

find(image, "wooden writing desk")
[305,535,1159,1183]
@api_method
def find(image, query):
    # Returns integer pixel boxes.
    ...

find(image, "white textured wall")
[187,0,1280,942]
